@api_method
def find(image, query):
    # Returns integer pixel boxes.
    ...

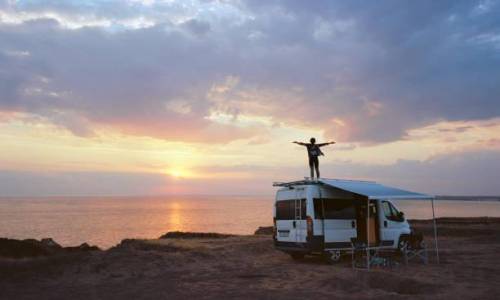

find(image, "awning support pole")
[366,198,370,270]
[431,198,440,264]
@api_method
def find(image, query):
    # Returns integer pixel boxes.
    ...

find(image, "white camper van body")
[273,180,412,257]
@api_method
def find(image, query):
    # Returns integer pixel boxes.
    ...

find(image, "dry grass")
[1,218,499,299]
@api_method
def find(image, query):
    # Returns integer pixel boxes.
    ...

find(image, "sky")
[0,0,499,196]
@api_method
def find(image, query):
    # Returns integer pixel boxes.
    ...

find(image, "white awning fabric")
[318,179,433,200]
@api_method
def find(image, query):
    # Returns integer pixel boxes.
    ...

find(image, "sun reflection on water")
[167,201,184,232]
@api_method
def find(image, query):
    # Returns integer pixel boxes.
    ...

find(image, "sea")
[1,196,499,249]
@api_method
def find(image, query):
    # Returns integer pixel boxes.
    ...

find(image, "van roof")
[273,178,433,200]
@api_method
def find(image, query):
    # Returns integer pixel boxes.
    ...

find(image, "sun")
[170,169,184,178]
[165,168,192,179]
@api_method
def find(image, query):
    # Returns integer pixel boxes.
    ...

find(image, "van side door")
[380,201,405,246]
[315,198,357,249]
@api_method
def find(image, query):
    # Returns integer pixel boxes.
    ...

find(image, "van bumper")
[274,236,324,253]
[274,241,309,254]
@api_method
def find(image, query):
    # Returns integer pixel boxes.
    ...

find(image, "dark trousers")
[309,156,320,179]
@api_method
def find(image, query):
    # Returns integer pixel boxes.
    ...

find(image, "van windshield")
[314,199,356,219]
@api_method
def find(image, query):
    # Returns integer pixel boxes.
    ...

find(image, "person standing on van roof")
[293,138,335,179]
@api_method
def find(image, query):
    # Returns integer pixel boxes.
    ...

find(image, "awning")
[318,179,433,200]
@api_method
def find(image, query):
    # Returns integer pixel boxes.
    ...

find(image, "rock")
[0,238,60,258]
[65,242,100,252]
[159,231,234,239]
[41,238,63,249]
[254,226,273,235]
[114,239,186,252]
[0,238,100,259]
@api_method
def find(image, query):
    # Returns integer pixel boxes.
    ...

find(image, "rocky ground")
[1,218,499,299]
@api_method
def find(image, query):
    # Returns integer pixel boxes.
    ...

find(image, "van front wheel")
[398,235,410,252]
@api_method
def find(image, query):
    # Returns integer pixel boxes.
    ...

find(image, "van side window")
[382,201,403,222]
[276,199,306,220]
[382,201,392,219]
[389,202,400,216]
[313,199,356,219]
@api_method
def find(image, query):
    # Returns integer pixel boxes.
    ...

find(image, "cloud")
[0,170,168,196]
[181,18,211,37]
[0,169,275,196]
[0,0,499,144]
[344,150,500,196]
[3,149,499,196]
[193,149,500,196]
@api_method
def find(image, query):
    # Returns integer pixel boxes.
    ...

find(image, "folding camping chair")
[350,238,394,269]
[401,233,428,264]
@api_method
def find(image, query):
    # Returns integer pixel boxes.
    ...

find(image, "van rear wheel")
[324,250,342,264]
[290,252,305,260]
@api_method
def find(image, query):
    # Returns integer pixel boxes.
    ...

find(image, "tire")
[324,250,342,264]
[290,252,305,260]
[398,235,409,252]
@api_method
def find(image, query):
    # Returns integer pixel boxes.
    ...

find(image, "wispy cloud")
[1,0,499,143]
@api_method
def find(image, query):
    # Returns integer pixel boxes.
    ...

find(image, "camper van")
[273,179,425,262]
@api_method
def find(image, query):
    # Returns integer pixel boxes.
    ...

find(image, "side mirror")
[398,211,405,220]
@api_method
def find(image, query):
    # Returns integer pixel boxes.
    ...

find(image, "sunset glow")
[1,1,499,196]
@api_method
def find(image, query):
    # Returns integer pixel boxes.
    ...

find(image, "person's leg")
[314,157,320,179]
[309,156,314,179]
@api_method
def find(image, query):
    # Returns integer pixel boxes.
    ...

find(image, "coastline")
[1,217,499,299]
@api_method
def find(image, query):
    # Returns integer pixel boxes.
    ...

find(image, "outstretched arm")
[317,141,336,147]
[292,141,307,146]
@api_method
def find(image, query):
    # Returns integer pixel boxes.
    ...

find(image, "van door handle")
[292,221,296,228]
[351,221,356,228]
[384,221,388,227]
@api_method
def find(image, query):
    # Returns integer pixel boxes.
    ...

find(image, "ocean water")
[1,196,499,249]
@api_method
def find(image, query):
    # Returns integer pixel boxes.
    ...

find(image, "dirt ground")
[1,218,499,299]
